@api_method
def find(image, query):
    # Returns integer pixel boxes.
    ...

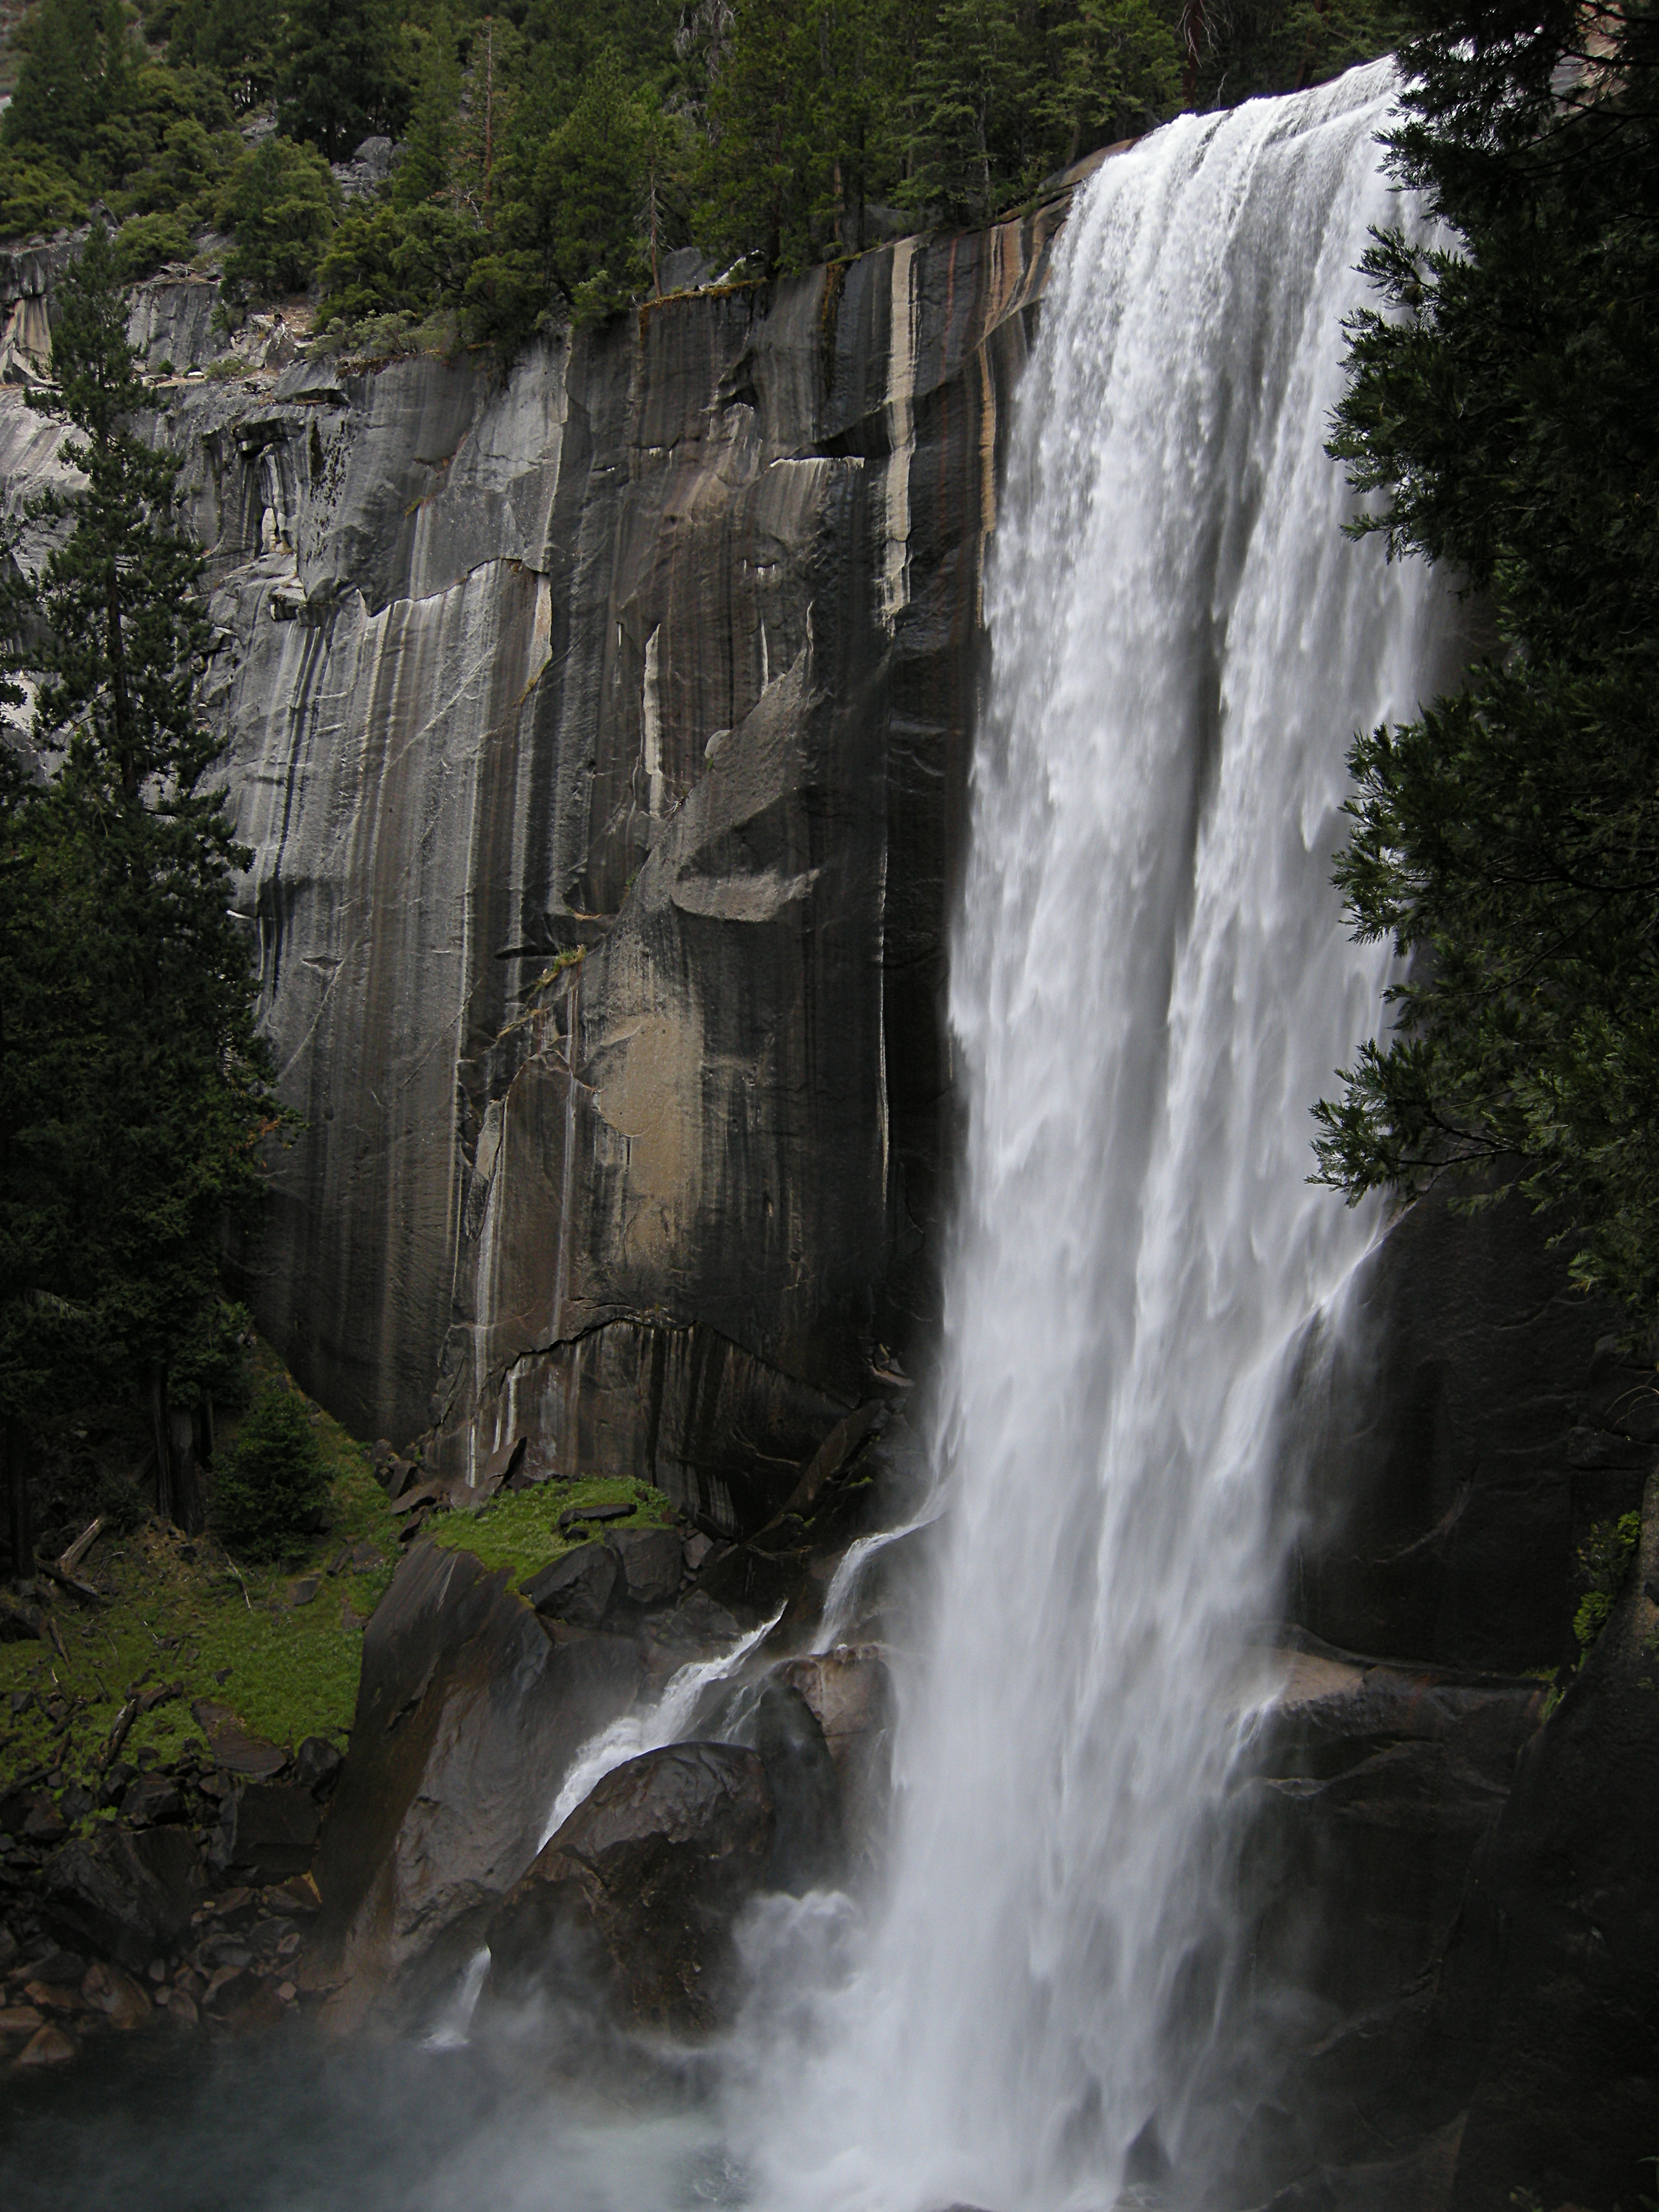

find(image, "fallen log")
[55,1516,105,1578]
[33,1559,103,1606]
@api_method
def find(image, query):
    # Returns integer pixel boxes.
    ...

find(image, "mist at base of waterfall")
[0,2021,744,2212]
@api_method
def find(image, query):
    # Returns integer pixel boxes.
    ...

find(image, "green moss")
[0,1346,398,1813]
[431,1473,674,1591]
[1572,1509,1642,1653]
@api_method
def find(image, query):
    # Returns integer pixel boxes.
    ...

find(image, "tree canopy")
[1313,0,1659,1322]
[1,0,1405,338]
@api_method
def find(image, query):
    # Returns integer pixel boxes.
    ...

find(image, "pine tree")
[1045,0,1181,163]
[0,226,283,1531]
[901,0,1044,227]
[219,135,341,299]
[278,0,413,163]
[1,0,113,173]
[1313,0,1659,1323]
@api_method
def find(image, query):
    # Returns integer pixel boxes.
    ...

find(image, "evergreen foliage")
[276,0,412,161]
[0,0,1405,343]
[0,225,280,1495]
[1313,0,1659,1324]
[213,1378,327,1561]
[218,132,338,295]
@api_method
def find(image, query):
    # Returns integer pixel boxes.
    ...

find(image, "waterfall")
[735,61,1454,2212]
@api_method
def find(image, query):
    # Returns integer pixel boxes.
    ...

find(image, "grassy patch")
[0,1346,397,1824]
[431,1474,674,1592]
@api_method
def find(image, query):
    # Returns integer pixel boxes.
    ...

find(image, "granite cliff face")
[4,215,1066,1527]
[1,216,1071,1514]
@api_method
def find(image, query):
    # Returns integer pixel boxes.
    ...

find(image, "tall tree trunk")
[1181,0,1206,104]
[150,1365,174,1526]
[5,1422,31,1580]
[107,565,135,797]
[169,1406,203,1537]
[483,17,495,230]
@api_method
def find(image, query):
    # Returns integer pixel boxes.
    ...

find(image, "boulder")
[1430,1475,1659,2212]
[120,1773,185,1827]
[41,1825,201,1971]
[521,1541,617,1627]
[294,1736,343,1795]
[304,1540,644,2030]
[483,1741,774,2032]
[0,1787,67,1844]
[751,1680,844,1893]
[14,2024,76,2067]
[211,1778,322,1885]
[1248,1643,1543,2022]
[189,1699,287,1780]
[80,1959,152,2030]
[609,1525,682,1606]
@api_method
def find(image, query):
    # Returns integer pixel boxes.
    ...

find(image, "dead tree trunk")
[5,1422,30,1580]
[150,1366,174,1526]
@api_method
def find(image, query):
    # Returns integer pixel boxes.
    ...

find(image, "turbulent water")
[728,59,1454,2212]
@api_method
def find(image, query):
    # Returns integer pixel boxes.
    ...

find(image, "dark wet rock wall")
[0,213,1065,1524]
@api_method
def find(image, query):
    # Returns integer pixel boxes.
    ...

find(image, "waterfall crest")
[738,60,1453,2212]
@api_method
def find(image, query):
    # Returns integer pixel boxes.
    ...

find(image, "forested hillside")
[0,0,1401,346]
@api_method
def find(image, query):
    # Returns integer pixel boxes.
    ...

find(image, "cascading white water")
[734,61,1455,2212]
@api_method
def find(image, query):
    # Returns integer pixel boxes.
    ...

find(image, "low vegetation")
[431,1472,674,1592]
[0,1345,396,1835]
[1572,1511,1642,1657]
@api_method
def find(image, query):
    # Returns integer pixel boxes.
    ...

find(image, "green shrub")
[218,135,340,299]
[0,151,85,239]
[95,1465,147,1535]
[113,211,195,281]
[215,1381,328,1563]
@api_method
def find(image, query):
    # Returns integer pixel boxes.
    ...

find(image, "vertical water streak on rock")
[881,241,919,630]
[737,62,1455,2212]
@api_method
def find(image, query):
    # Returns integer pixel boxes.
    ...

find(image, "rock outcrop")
[0,210,1069,1522]
[482,1739,774,2032]
[40,1826,202,1973]
[304,1540,644,2029]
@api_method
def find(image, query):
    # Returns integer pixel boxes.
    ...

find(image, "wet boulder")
[80,1959,153,2030]
[1432,1477,1659,2212]
[609,1526,682,1607]
[304,1539,644,2031]
[483,1742,773,2032]
[778,1645,896,1861]
[41,1825,202,1971]
[709,1678,847,1894]
[521,1541,617,1627]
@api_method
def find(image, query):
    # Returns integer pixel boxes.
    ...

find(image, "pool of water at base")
[0,2025,747,2212]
